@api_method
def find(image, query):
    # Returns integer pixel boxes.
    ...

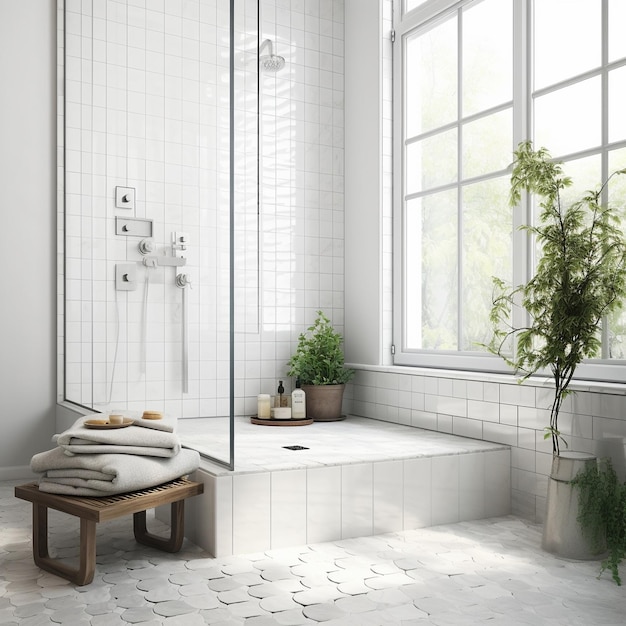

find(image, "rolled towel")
[54,417,181,457]
[31,447,200,496]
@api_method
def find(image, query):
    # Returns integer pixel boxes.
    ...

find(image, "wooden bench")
[15,477,204,586]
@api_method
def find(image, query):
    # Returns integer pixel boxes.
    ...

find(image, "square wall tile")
[373,460,403,534]
[403,457,432,529]
[341,463,373,539]
[271,469,307,549]
[307,465,341,544]
[459,453,485,521]
[484,449,511,517]
[452,416,483,440]
[233,472,271,554]
[431,455,459,525]
[185,469,232,558]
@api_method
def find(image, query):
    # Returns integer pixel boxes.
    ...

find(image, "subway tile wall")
[240,0,346,414]
[348,367,626,522]
[62,0,247,418]
[187,447,511,557]
[60,0,346,419]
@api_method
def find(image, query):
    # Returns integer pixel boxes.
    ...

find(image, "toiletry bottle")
[291,379,306,419]
[277,380,287,407]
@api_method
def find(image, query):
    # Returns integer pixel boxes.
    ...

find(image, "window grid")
[393,0,626,382]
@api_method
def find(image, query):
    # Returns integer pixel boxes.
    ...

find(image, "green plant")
[287,310,354,385]
[572,458,626,585]
[487,141,626,454]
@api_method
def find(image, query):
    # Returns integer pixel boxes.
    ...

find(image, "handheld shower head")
[259,38,285,73]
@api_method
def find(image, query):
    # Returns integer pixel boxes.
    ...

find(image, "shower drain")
[283,445,309,451]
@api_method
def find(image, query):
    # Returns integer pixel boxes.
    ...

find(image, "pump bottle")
[291,379,306,419]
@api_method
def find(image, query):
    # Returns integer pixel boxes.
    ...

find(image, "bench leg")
[32,504,96,586]
[133,499,185,552]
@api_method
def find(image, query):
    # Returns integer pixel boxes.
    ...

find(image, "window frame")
[392,0,626,383]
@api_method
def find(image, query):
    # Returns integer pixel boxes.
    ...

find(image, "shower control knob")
[138,238,155,255]
[176,273,192,288]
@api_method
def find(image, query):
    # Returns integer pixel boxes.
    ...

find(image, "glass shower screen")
[60,0,256,468]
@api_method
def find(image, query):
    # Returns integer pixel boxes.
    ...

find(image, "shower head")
[260,54,285,72]
[259,38,285,73]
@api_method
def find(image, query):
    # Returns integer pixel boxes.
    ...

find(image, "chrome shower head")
[260,54,285,72]
[259,38,285,73]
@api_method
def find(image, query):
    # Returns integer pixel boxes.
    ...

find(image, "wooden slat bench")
[15,477,204,586]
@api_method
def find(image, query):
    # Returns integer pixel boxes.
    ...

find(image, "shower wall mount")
[115,186,136,209]
[138,232,188,268]
[115,264,137,291]
[115,216,153,237]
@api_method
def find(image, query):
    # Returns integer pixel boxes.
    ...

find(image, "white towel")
[31,447,200,496]
[54,417,181,458]
[131,416,176,433]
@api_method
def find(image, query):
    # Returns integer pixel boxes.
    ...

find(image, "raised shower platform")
[178,416,511,557]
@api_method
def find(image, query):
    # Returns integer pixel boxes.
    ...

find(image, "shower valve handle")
[176,273,192,289]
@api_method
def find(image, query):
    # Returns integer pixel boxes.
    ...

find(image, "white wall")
[0,0,57,477]
[344,0,383,366]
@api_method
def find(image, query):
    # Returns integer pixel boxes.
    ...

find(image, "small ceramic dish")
[83,418,134,429]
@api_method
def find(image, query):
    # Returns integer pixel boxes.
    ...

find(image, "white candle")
[257,394,271,418]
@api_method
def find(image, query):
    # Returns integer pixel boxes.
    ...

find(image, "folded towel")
[54,417,181,458]
[102,412,176,433]
[31,447,200,496]
[131,416,176,433]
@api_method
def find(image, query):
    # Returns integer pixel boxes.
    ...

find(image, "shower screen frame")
[56,0,241,471]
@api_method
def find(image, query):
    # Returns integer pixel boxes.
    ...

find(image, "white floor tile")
[3,475,625,626]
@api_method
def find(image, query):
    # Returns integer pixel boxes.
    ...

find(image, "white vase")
[542,451,606,560]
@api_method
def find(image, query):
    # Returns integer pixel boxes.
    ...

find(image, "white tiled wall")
[246,0,347,414]
[348,367,626,523]
[60,0,346,421]
[189,446,510,557]
[62,0,249,418]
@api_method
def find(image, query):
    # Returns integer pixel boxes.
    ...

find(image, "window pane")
[462,109,512,179]
[462,176,512,350]
[462,0,513,117]
[534,0,600,89]
[560,155,601,208]
[609,66,626,144]
[405,0,429,13]
[606,148,626,359]
[406,129,457,195]
[534,77,600,156]
[406,191,458,350]
[609,0,626,62]
[406,16,457,137]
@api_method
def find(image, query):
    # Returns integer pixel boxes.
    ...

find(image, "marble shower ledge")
[179,416,509,476]
[348,363,626,395]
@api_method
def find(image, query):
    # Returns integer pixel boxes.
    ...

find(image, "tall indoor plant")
[287,310,354,421]
[487,141,626,558]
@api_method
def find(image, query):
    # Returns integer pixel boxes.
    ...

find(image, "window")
[393,0,626,381]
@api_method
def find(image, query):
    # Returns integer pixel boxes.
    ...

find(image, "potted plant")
[287,310,354,421]
[486,141,626,559]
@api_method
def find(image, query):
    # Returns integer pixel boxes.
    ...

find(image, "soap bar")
[142,410,163,420]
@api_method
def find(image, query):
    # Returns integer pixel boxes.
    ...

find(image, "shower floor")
[176,416,512,557]
[178,415,506,474]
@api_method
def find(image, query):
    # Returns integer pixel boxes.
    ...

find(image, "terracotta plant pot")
[301,384,345,421]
